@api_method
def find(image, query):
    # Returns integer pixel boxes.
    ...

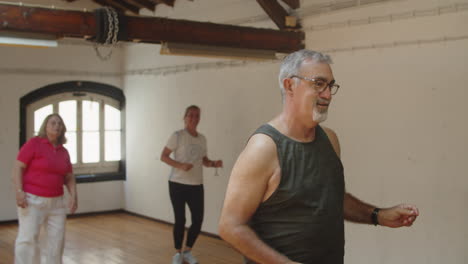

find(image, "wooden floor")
[0,212,242,264]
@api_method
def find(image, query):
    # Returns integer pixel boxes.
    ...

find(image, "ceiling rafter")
[93,0,125,12]
[151,0,175,7]
[123,0,156,11]
[95,0,140,14]
[256,0,298,30]
[280,0,300,10]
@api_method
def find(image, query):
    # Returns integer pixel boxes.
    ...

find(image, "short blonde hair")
[37,113,67,145]
[184,105,200,118]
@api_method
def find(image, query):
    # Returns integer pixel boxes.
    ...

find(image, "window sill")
[76,171,125,183]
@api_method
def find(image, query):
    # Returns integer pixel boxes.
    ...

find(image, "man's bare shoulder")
[245,133,277,158]
[231,133,278,177]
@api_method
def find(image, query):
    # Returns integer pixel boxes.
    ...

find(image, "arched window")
[20,81,125,182]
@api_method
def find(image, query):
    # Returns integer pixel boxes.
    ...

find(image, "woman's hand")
[16,190,28,208]
[68,196,78,214]
[180,163,194,171]
[213,160,223,168]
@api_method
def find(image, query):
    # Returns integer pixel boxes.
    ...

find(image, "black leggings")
[169,181,204,250]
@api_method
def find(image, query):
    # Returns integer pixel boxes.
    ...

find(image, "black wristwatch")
[371,208,380,226]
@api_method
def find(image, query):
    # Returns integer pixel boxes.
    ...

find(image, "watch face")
[372,208,380,225]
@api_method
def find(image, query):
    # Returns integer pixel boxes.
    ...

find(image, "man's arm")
[219,134,299,264]
[344,194,419,227]
[323,126,419,227]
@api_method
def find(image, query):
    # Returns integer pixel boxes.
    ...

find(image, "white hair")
[278,49,333,101]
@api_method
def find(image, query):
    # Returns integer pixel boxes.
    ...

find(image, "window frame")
[20,81,126,183]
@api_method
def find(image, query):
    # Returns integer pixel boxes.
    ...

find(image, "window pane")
[64,132,77,164]
[105,104,121,130]
[34,105,53,134]
[105,131,121,161]
[59,100,77,131]
[83,132,99,163]
[82,101,99,131]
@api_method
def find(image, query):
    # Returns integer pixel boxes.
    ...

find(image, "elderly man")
[218,49,419,264]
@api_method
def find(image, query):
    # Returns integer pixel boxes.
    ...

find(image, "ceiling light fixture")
[160,42,280,61]
[0,32,58,48]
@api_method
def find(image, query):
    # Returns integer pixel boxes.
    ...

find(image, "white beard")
[313,108,328,123]
[312,97,330,123]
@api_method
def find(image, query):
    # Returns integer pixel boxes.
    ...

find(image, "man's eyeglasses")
[291,75,340,95]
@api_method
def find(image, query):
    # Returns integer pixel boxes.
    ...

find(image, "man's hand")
[379,204,419,227]
[16,190,27,208]
[179,163,193,171]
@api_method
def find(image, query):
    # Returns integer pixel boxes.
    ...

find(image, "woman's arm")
[202,156,223,168]
[65,172,78,214]
[12,160,27,208]
[160,147,193,171]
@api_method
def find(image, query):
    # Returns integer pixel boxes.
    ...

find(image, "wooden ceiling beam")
[256,0,291,30]
[280,0,300,9]
[0,3,304,53]
[0,4,96,38]
[125,16,303,52]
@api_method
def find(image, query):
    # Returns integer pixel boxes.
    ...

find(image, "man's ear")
[283,77,295,96]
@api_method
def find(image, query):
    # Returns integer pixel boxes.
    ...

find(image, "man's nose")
[319,86,332,99]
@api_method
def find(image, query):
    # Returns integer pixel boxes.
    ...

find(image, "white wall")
[123,0,468,263]
[306,1,468,263]
[123,53,281,232]
[0,41,124,221]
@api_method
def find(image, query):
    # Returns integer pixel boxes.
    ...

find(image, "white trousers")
[15,193,67,264]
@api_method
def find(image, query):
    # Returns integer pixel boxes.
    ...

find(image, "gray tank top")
[245,124,345,264]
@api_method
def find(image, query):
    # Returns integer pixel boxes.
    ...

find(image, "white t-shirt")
[166,129,207,185]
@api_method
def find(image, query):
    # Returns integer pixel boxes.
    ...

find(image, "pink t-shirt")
[17,136,73,197]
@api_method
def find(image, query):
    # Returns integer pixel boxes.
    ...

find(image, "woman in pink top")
[12,113,77,264]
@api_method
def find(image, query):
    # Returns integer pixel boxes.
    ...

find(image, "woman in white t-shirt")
[161,105,223,264]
